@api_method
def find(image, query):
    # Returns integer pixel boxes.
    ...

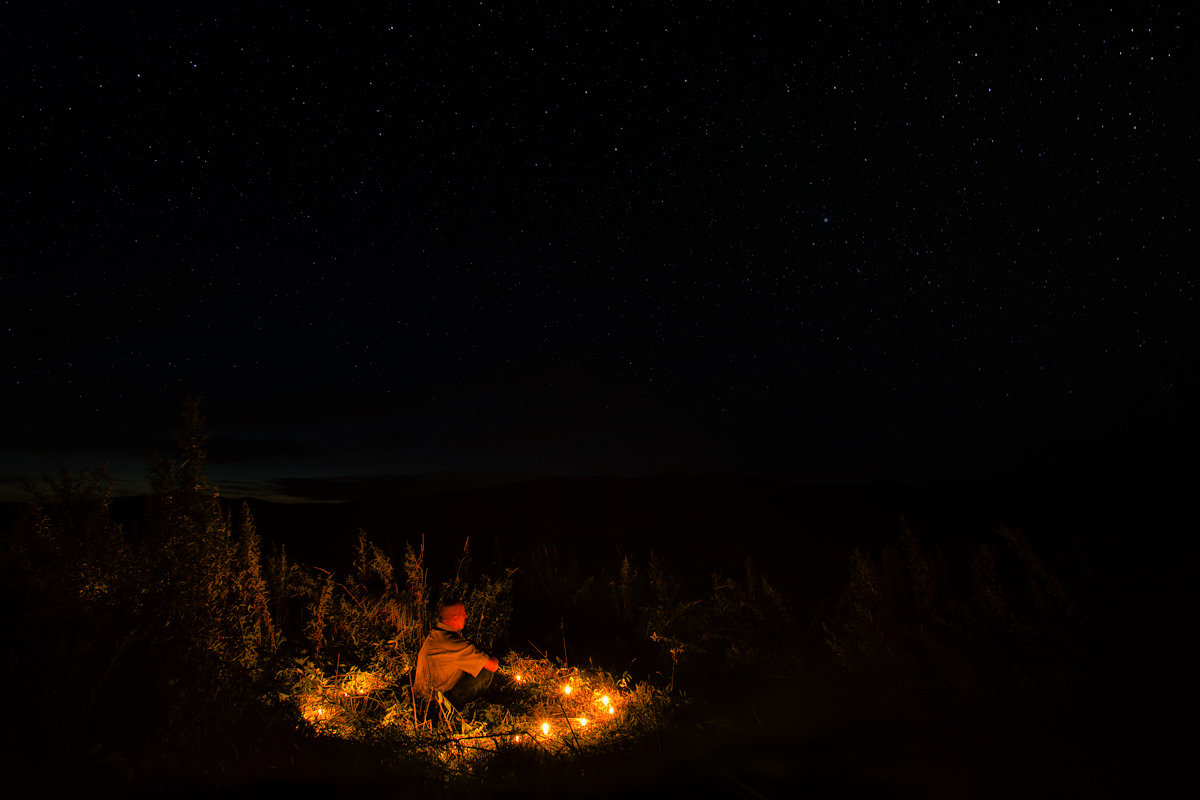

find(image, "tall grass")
[821,516,1089,695]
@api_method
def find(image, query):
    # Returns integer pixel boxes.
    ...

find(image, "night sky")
[3,4,1196,503]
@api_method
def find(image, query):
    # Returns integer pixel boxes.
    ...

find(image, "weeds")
[821,516,1089,695]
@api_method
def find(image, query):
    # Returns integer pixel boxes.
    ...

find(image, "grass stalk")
[556,698,581,752]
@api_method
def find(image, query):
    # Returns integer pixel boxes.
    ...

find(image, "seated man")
[413,600,499,717]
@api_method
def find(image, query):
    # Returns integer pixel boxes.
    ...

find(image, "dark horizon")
[5,421,1196,506]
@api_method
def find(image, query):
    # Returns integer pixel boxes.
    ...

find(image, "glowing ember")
[541,722,550,735]
[600,695,610,706]
[608,706,615,715]
[578,718,588,726]
[515,674,523,682]
[563,684,572,695]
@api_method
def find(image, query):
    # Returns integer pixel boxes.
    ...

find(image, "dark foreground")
[3,475,1196,798]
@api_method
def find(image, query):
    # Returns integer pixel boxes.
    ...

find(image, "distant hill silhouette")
[238,472,884,602]
[5,473,1194,614]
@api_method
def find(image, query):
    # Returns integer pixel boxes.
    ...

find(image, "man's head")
[439,601,467,632]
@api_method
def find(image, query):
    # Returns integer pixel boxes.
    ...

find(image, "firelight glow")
[564,684,571,694]
[541,722,550,735]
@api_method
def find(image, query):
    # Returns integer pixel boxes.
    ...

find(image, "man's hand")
[483,657,499,672]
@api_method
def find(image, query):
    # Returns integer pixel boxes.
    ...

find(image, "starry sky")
[3,4,1196,503]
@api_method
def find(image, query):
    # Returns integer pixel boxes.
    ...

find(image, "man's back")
[413,622,491,703]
